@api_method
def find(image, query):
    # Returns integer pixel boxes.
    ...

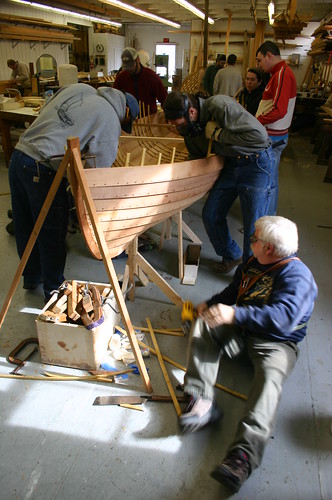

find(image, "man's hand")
[200,303,235,328]
[205,121,222,141]
[196,302,209,316]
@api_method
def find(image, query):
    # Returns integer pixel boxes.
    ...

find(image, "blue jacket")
[207,256,318,343]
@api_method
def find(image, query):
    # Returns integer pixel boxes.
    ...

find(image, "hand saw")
[93,395,188,406]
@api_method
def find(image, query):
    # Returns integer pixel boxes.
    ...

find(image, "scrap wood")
[146,317,182,416]
[115,324,247,401]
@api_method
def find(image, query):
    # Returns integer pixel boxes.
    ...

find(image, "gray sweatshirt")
[16,83,127,169]
[184,95,271,160]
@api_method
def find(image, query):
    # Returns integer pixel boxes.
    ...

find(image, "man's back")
[213,66,242,97]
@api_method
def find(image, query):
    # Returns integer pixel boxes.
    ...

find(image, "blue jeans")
[184,318,298,472]
[269,135,288,214]
[202,147,275,262]
[9,149,69,299]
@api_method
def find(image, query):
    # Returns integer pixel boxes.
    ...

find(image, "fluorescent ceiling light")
[11,0,122,27]
[172,0,214,25]
[268,1,275,25]
[101,0,181,28]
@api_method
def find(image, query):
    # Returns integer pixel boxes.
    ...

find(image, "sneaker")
[211,449,250,492]
[179,395,223,433]
[214,257,242,274]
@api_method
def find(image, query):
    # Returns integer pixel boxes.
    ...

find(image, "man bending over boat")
[8,83,139,303]
[164,92,275,273]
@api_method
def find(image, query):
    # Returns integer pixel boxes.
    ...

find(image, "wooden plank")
[0,13,77,30]
[84,155,223,187]
[146,318,182,417]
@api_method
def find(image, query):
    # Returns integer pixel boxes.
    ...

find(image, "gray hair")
[255,216,298,257]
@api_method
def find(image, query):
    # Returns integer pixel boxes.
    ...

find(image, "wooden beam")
[224,9,232,57]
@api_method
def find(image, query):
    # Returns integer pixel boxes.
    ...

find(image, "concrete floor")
[0,132,331,500]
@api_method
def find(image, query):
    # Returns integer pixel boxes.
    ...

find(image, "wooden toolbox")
[35,281,121,370]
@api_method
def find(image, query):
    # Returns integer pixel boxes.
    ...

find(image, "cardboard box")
[36,281,121,370]
[182,244,201,285]
[0,98,25,110]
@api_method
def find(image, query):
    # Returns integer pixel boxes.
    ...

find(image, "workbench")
[0,107,38,167]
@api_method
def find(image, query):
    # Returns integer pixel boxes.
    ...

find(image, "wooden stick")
[115,324,247,401]
[119,135,184,142]
[140,148,146,166]
[0,373,114,382]
[171,147,176,163]
[125,152,130,167]
[133,326,184,336]
[146,317,182,416]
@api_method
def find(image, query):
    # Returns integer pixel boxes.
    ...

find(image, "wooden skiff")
[72,112,224,260]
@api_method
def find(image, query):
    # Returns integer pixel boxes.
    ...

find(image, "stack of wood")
[308,24,332,56]
[39,281,111,329]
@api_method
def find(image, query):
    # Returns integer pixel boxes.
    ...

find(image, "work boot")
[211,448,250,492]
[214,257,242,274]
[179,395,223,433]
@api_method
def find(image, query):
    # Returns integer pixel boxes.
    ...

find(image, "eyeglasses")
[249,233,265,244]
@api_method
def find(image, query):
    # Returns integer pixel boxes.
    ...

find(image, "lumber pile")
[0,13,77,44]
[308,24,332,56]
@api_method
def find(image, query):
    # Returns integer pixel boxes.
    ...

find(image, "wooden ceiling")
[9,0,331,27]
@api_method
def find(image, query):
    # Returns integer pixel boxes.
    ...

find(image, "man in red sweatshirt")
[255,41,297,214]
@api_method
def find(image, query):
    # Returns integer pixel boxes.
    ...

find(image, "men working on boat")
[164,91,275,272]
[8,83,139,303]
[178,215,318,493]
[114,47,168,117]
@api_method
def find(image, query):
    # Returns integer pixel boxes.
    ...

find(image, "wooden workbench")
[0,107,38,166]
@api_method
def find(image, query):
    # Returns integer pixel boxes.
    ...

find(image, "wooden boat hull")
[74,155,223,260]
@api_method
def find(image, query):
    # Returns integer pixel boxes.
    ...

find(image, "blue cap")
[122,92,139,133]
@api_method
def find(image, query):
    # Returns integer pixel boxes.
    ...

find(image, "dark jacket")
[207,256,318,343]
[237,85,264,116]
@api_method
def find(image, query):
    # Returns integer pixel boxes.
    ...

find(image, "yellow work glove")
[205,120,222,141]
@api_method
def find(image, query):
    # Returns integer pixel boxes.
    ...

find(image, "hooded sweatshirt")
[15,83,127,169]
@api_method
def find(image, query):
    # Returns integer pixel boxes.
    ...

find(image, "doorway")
[155,43,176,90]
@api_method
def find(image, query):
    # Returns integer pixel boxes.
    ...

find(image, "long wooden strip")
[84,155,223,187]
[146,317,182,416]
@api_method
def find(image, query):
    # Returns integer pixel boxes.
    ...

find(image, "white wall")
[124,24,191,76]
[88,31,125,76]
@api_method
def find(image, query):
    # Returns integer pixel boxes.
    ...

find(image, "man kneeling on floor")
[179,215,317,493]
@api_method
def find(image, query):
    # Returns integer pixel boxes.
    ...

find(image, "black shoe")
[7,209,13,219]
[211,449,250,493]
[179,395,223,434]
[23,277,42,291]
[5,220,15,235]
